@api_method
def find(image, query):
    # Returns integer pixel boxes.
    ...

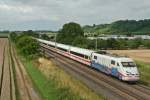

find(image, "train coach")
[36,38,140,82]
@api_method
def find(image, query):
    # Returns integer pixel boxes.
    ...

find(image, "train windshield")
[121,62,136,67]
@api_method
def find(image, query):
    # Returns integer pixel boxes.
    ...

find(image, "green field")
[0,33,9,37]
[136,61,150,86]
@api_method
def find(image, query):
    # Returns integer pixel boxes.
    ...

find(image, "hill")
[83,19,150,35]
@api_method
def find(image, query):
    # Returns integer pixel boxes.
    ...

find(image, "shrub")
[17,36,39,58]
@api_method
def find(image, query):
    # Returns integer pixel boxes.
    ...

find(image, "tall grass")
[37,58,104,100]
[136,61,150,86]
[22,57,104,100]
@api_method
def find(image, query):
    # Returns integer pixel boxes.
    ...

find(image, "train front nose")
[122,65,140,81]
[122,72,140,81]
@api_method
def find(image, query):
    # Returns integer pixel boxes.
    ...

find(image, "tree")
[142,40,150,49]
[23,30,39,38]
[10,32,17,42]
[72,37,88,48]
[117,39,127,50]
[126,39,142,49]
[57,22,84,45]
[41,34,50,40]
[97,39,108,50]
[17,36,39,58]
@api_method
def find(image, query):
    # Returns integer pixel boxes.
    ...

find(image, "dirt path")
[108,50,150,63]
[0,39,11,100]
[10,44,41,100]
[0,38,16,100]
[0,39,5,87]
[0,38,40,100]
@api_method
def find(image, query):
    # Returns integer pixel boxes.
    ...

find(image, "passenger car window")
[111,60,115,65]
[117,63,119,66]
[94,56,97,60]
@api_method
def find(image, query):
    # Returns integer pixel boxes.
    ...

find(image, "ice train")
[37,38,140,81]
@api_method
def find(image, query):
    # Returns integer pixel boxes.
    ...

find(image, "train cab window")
[121,62,136,67]
[117,63,119,66]
[111,60,115,65]
[94,56,97,60]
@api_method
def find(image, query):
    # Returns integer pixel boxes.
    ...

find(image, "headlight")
[126,71,132,75]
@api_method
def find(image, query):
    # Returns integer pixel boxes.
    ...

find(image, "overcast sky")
[0,0,150,31]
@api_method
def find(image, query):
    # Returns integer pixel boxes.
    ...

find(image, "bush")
[23,30,39,38]
[142,40,150,49]
[41,34,50,40]
[10,32,17,42]
[16,36,39,58]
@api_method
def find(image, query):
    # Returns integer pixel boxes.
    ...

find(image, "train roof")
[93,51,133,62]
[70,46,94,56]
[37,38,94,56]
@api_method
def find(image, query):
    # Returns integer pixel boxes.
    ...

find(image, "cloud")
[0,4,33,13]
[0,0,150,31]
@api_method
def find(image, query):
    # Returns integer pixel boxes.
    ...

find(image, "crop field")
[0,38,41,100]
[0,33,9,38]
[0,38,16,100]
[108,50,150,64]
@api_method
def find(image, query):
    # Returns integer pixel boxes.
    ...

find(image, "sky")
[0,0,150,31]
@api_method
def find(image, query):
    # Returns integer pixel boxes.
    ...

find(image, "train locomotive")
[37,38,140,82]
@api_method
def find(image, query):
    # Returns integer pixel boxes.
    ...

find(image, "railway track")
[0,38,16,100]
[10,44,41,100]
[41,44,150,100]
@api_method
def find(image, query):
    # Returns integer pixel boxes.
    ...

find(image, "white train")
[37,38,140,82]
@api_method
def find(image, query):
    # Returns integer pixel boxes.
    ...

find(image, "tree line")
[56,22,150,50]
[10,31,40,59]
[83,19,150,35]
[9,22,150,57]
[85,38,150,50]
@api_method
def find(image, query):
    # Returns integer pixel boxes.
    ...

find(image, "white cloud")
[0,0,150,31]
[0,3,33,13]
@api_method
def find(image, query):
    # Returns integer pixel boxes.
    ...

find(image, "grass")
[22,58,59,100]
[21,57,104,100]
[136,61,150,86]
[36,58,104,100]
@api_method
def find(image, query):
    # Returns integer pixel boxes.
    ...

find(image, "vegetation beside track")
[21,57,104,100]
[10,29,104,100]
[136,61,150,86]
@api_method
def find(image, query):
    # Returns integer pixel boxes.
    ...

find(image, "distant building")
[87,35,150,40]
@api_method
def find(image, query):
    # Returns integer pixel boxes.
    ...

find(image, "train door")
[116,62,122,79]
[91,53,98,68]
[111,60,118,77]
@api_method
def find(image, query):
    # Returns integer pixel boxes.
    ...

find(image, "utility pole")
[55,33,57,49]
[54,33,57,59]
[95,33,98,51]
[95,37,98,51]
